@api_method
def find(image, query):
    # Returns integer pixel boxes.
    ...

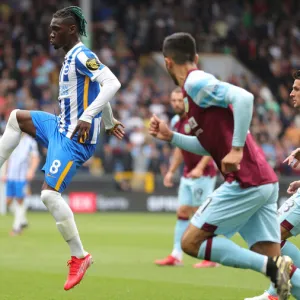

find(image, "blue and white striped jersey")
[184,70,231,109]
[7,135,39,181]
[58,42,105,144]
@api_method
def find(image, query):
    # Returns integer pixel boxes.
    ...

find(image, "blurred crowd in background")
[0,0,300,177]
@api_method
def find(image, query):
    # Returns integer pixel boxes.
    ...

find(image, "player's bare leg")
[190,206,219,268]
[41,182,92,290]
[181,224,292,300]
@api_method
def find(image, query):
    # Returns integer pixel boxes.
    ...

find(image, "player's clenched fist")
[149,114,173,142]
[283,147,300,168]
[221,147,243,174]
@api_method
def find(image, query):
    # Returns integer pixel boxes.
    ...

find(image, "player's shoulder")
[184,70,216,92]
[170,115,180,130]
[75,45,99,61]
[75,46,103,71]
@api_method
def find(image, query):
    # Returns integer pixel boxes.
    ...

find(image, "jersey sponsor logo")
[188,116,198,129]
[184,124,191,134]
[86,58,100,70]
[195,128,204,136]
[46,173,56,178]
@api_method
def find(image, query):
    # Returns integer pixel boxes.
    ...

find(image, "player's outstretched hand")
[283,148,300,168]
[164,171,174,187]
[287,180,300,194]
[71,120,91,143]
[106,119,125,140]
[149,114,173,142]
[221,147,243,174]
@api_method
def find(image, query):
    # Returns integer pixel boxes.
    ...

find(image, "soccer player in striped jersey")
[4,134,39,236]
[0,6,123,290]
[149,32,300,300]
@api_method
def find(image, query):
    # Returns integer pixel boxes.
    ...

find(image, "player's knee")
[281,225,292,240]
[16,199,24,205]
[251,241,280,256]
[7,109,20,130]
[181,225,205,257]
[177,205,192,219]
[41,190,61,210]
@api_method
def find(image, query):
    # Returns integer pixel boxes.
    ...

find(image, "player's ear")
[164,57,172,69]
[194,54,199,65]
[69,24,76,34]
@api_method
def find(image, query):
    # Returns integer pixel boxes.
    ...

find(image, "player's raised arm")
[149,114,210,156]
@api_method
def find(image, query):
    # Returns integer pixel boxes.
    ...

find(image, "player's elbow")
[244,92,254,108]
[111,78,121,92]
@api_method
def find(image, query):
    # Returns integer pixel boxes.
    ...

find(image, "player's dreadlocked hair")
[53,6,87,37]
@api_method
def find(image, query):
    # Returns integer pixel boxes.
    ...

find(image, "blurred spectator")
[1,0,300,178]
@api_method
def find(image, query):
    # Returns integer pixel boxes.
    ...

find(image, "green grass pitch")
[0,213,297,300]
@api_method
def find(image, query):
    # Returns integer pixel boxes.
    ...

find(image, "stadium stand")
[0,0,300,175]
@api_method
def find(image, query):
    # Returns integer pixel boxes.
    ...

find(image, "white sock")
[0,110,22,168]
[13,202,22,231]
[41,190,87,258]
[171,249,183,260]
[20,202,28,225]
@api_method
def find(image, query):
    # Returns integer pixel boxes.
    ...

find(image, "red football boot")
[193,260,220,268]
[64,254,93,290]
[154,255,183,266]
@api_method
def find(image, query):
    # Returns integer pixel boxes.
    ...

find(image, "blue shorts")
[31,111,96,192]
[278,189,300,237]
[191,181,280,248]
[6,180,27,199]
[178,176,216,207]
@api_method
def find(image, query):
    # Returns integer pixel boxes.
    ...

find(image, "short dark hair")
[163,32,196,64]
[293,70,300,80]
[53,6,87,37]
